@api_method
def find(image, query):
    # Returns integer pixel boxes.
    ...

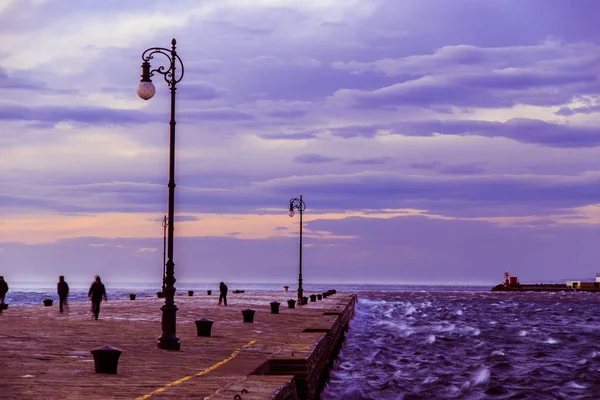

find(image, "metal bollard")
[43,299,53,307]
[188,290,194,296]
[287,299,296,309]
[242,309,255,323]
[270,302,280,314]
[91,345,122,374]
[317,294,322,300]
[194,318,214,337]
[310,294,317,302]
[207,290,212,295]
[129,294,136,300]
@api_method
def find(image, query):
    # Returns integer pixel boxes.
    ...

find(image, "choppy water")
[322,290,600,400]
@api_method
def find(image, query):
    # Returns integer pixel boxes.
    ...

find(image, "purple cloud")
[345,157,391,166]
[438,163,486,175]
[556,105,600,116]
[294,153,340,164]
[393,118,600,148]
[322,119,600,148]
[179,82,227,101]
[330,125,381,138]
[0,104,157,125]
[180,108,253,121]
[258,131,320,140]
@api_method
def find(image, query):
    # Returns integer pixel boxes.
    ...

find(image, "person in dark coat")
[218,282,228,306]
[57,275,70,313]
[88,275,107,320]
[0,276,8,305]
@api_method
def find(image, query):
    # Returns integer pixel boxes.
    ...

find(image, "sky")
[1,0,600,286]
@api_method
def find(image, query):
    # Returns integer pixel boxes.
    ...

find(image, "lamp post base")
[157,338,181,351]
[157,303,180,351]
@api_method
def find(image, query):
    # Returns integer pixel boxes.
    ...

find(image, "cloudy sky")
[1,0,600,286]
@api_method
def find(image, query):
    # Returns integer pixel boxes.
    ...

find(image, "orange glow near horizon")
[3,206,598,244]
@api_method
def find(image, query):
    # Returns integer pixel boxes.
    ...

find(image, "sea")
[5,283,600,399]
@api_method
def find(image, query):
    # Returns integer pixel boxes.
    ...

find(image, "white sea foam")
[473,368,491,385]
[566,381,587,389]
[455,309,463,316]
[404,304,417,316]
[545,338,558,344]
[426,335,436,344]
[519,330,528,336]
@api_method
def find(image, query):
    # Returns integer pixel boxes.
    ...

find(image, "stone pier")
[0,290,356,399]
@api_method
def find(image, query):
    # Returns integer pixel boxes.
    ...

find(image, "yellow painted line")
[135,340,256,400]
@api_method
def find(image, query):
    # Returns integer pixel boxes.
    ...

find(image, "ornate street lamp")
[137,38,184,351]
[161,215,168,294]
[289,195,306,303]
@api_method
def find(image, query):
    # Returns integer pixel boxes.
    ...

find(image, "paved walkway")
[0,290,352,399]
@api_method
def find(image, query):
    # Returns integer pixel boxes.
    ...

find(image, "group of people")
[0,277,229,316]
[0,275,107,319]
[59,275,107,319]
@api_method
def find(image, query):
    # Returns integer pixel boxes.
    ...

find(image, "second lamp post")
[289,196,306,303]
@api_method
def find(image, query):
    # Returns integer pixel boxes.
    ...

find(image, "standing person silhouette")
[88,275,107,320]
[218,282,228,306]
[57,276,69,313]
[0,276,8,305]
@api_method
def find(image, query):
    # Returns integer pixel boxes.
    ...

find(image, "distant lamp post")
[288,195,306,303]
[137,38,184,351]
[161,215,168,294]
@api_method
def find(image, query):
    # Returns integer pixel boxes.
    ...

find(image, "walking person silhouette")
[57,275,69,313]
[218,282,228,306]
[88,276,107,320]
[0,276,8,305]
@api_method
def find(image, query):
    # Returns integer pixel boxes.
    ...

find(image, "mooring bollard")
[91,345,122,374]
[156,292,165,298]
[270,302,280,314]
[43,299,53,307]
[242,309,256,323]
[322,292,328,298]
[287,299,296,309]
[284,285,289,293]
[207,290,212,295]
[310,294,317,302]
[129,294,136,300]
[194,318,214,337]
[188,290,194,296]
[302,296,309,305]
[317,294,322,300]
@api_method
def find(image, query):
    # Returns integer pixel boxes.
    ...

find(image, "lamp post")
[137,38,184,351]
[161,215,168,294]
[288,195,306,303]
